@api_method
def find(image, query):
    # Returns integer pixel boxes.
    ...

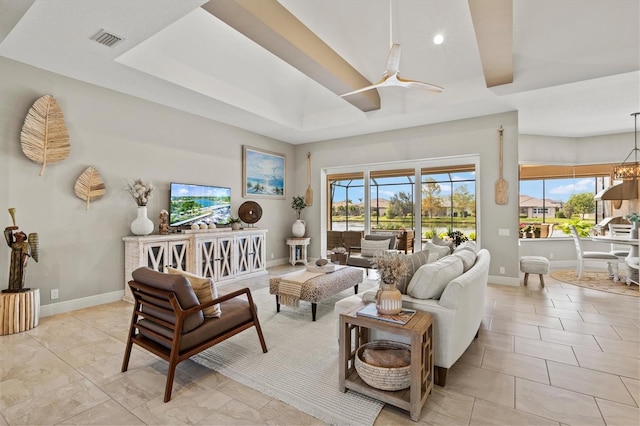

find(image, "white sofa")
[335,247,490,386]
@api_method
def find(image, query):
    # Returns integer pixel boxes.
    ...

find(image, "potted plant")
[228,216,242,231]
[291,196,307,237]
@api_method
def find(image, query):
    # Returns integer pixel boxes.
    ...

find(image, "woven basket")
[355,341,411,391]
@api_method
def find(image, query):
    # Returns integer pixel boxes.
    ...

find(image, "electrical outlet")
[499,266,505,274]
[51,289,59,300]
[549,252,554,259]
[271,252,274,259]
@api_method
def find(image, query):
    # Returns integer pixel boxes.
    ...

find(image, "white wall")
[292,112,521,283]
[519,133,632,165]
[0,57,296,307]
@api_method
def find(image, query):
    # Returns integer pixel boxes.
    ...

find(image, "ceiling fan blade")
[396,75,444,92]
[339,77,388,97]
[386,44,401,74]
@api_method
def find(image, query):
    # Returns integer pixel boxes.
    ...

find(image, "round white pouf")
[519,256,550,286]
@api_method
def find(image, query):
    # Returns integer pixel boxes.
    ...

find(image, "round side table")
[0,288,40,335]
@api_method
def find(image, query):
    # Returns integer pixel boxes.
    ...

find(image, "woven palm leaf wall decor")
[74,166,106,210]
[20,94,70,176]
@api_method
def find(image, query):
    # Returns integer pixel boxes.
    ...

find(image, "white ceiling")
[0,0,638,144]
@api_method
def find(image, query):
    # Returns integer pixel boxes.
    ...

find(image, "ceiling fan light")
[433,34,444,45]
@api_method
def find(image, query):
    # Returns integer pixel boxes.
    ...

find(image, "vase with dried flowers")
[372,251,407,315]
[126,178,154,236]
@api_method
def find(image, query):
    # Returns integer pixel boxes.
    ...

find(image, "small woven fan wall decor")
[20,94,70,176]
[74,166,106,210]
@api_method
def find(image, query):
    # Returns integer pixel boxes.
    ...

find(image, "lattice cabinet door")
[142,242,167,272]
[235,234,252,276]
[250,233,266,272]
[215,236,235,282]
[167,239,190,270]
[196,238,216,278]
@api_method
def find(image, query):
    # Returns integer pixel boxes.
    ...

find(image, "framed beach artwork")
[242,146,286,198]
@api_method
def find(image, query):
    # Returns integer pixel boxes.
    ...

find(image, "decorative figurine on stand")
[3,208,39,293]
[159,209,170,235]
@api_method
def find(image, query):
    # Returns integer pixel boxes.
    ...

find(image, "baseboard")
[488,275,520,286]
[39,290,125,317]
[266,258,290,268]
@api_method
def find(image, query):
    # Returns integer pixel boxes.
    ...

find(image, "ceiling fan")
[340,2,443,98]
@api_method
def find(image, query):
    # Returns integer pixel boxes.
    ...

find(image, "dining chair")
[569,225,621,281]
[608,223,633,258]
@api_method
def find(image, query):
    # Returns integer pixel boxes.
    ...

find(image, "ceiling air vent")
[89,29,124,48]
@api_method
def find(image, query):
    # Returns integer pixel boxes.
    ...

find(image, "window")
[326,162,478,242]
[328,173,364,231]
[519,164,614,238]
[421,166,476,239]
[370,169,415,231]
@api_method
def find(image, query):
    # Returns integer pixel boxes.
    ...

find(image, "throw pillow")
[360,238,390,257]
[452,248,477,272]
[167,267,221,318]
[406,256,464,300]
[395,250,430,294]
[421,240,450,259]
[454,240,478,254]
[432,234,455,254]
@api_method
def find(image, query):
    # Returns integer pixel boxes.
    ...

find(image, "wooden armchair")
[121,267,267,402]
[346,234,398,270]
[397,230,415,253]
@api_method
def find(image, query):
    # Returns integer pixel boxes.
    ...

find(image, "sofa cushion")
[454,240,478,254]
[167,267,221,318]
[395,250,431,294]
[452,249,477,272]
[360,238,390,257]
[406,256,464,300]
[421,240,451,259]
[432,234,455,254]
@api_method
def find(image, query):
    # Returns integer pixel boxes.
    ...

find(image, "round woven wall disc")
[238,201,262,224]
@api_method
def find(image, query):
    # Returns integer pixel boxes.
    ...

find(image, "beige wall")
[3,54,626,310]
[0,57,296,307]
[292,112,521,282]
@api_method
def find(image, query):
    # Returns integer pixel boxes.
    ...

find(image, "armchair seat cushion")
[139,298,253,352]
[346,255,375,268]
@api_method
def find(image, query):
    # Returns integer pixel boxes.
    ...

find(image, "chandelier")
[613,112,640,180]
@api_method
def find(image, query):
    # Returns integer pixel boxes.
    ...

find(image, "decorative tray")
[306,263,336,273]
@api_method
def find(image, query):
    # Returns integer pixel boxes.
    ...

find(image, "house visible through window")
[327,161,477,243]
[519,164,614,238]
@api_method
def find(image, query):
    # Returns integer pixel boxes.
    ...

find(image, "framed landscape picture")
[243,146,285,198]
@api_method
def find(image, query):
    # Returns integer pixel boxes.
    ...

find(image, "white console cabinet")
[123,229,267,302]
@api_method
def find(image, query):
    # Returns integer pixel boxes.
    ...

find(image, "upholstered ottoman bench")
[519,256,550,286]
[269,266,363,321]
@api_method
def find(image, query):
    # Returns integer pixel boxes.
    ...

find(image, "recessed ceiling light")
[433,34,444,45]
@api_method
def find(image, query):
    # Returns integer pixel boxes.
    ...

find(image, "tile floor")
[0,267,638,425]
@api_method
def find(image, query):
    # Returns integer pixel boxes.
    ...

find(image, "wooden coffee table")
[339,305,433,421]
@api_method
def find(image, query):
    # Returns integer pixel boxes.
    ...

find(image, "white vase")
[131,206,154,236]
[292,219,306,237]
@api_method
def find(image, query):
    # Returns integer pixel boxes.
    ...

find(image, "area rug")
[550,269,639,297]
[192,278,383,426]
